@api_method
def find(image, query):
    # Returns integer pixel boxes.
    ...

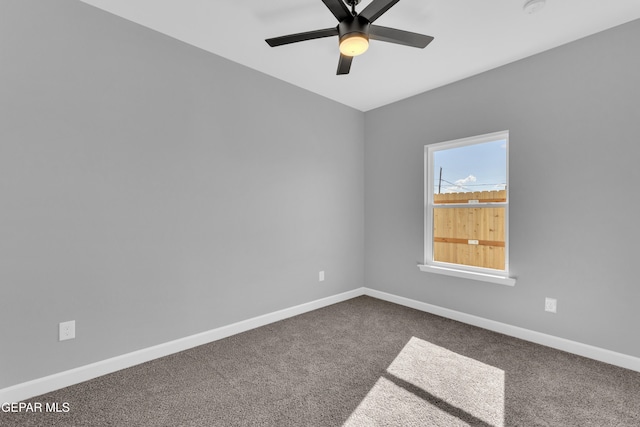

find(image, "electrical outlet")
[545,298,557,313]
[59,320,76,341]
[319,271,325,282]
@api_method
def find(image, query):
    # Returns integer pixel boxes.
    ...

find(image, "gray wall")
[365,19,640,358]
[0,0,364,388]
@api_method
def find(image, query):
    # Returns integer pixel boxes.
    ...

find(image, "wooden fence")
[433,190,506,270]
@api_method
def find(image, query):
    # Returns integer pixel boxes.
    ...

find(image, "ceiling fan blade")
[369,25,434,48]
[337,54,353,75]
[322,0,352,22]
[265,27,339,47]
[359,0,401,23]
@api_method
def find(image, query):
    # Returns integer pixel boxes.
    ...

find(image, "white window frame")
[418,130,516,286]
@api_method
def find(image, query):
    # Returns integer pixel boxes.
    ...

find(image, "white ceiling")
[79,0,640,111]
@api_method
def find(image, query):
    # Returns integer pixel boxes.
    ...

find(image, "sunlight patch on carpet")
[344,337,505,427]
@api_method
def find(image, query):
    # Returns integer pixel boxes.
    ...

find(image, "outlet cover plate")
[545,298,557,313]
[59,320,76,341]
[319,271,325,282]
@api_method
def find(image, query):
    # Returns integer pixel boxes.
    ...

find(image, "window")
[419,131,515,286]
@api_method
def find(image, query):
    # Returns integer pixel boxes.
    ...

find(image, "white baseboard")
[3,286,639,403]
[0,288,365,403]
[363,288,640,373]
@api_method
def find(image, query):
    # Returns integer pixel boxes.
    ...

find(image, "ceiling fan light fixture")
[339,33,369,56]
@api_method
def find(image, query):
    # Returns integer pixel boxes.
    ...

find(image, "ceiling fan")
[265,0,434,75]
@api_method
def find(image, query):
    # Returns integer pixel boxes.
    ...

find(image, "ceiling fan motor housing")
[338,16,371,43]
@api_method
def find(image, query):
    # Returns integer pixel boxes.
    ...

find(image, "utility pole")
[438,167,442,194]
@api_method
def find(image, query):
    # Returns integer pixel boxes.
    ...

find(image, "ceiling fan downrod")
[345,0,360,16]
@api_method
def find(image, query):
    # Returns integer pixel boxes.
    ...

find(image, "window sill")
[418,264,516,286]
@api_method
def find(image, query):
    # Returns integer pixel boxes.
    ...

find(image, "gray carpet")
[3,296,640,426]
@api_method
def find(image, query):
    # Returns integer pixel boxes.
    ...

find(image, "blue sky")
[433,139,507,193]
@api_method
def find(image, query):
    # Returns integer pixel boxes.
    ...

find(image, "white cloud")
[493,183,507,190]
[455,175,477,186]
[442,175,476,193]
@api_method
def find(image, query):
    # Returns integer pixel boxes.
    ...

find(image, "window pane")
[433,139,506,197]
[433,206,505,270]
